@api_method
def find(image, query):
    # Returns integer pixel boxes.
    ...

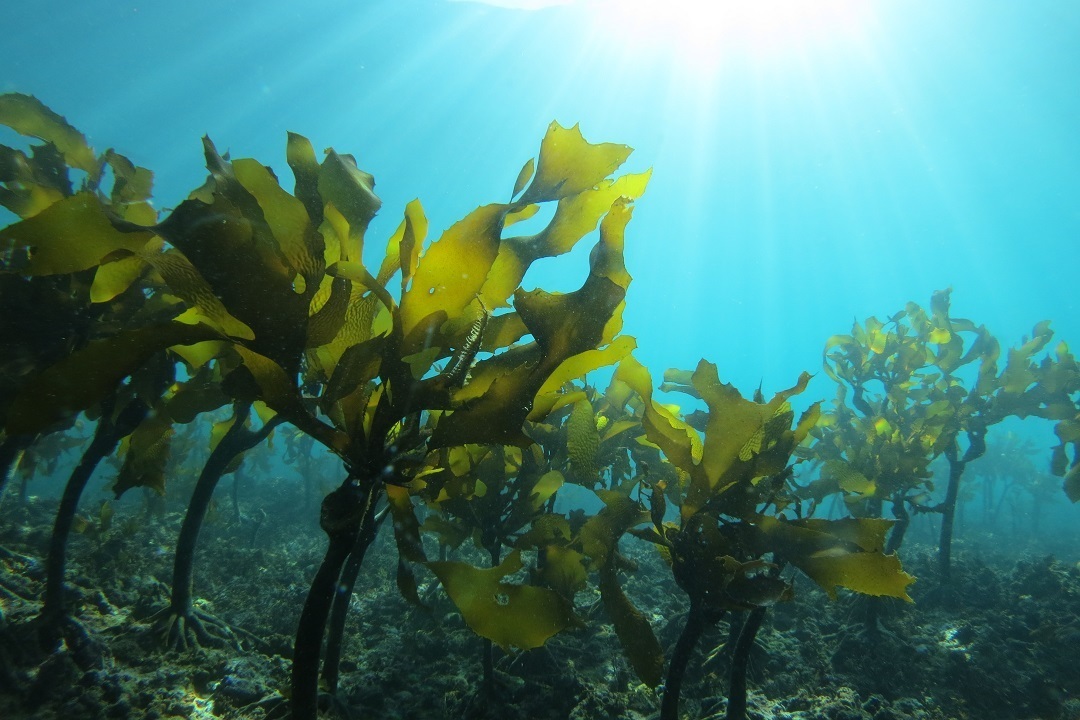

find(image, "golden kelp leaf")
[114,413,174,497]
[399,200,426,293]
[427,550,575,651]
[515,256,626,364]
[376,206,407,286]
[481,312,528,352]
[285,132,322,225]
[541,545,587,598]
[579,490,649,570]
[229,349,348,453]
[518,513,572,547]
[90,250,149,303]
[756,516,914,601]
[387,485,427,563]
[103,150,156,224]
[143,250,255,340]
[512,157,535,199]
[313,289,383,378]
[692,362,809,491]
[0,162,66,217]
[483,174,649,307]
[567,399,600,484]
[599,565,664,687]
[327,260,390,309]
[321,336,383,410]
[448,445,479,476]
[504,203,540,228]
[791,517,893,552]
[823,460,876,497]
[318,149,381,257]
[534,173,649,262]
[421,514,471,550]
[793,402,821,444]
[319,197,348,267]
[1064,464,1080,503]
[0,192,152,275]
[662,369,696,391]
[613,356,702,475]
[797,550,914,601]
[164,368,229,423]
[170,340,227,370]
[399,203,503,355]
[253,401,276,425]
[6,322,218,435]
[519,121,632,205]
[602,419,640,444]
[232,347,300,413]
[209,415,236,453]
[930,287,951,324]
[530,389,586,428]
[306,276,351,347]
[529,470,564,509]
[738,426,764,462]
[0,93,97,174]
[232,157,323,283]
[928,327,951,344]
[158,139,322,372]
[822,334,860,384]
[865,317,888,354]
[432,236,628,448]
[396,557,426,609]
[532,337,637,416]
[98,500,114,533]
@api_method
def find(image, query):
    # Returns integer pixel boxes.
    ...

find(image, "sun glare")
[588,0,870,69]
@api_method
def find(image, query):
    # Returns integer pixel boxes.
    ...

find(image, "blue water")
[4,0,1080,531]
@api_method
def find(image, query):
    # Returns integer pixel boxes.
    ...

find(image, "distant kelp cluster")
[1,93,1079,720]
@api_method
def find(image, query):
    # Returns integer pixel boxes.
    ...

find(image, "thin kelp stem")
[321,502,387,694]
[482,543,502,699]
[939,430,985,584]
[167,404,279,639]
[660,600,709,720]
[291,479,380,720]
[40,398,147,645]
[726,606,767,720]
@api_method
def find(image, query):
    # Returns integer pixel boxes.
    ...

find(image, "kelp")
[5,322,218,436]
[13,94,1077,720]
[427,551,575,652]
[613,356,912,720]
[430,196,639,448]
[810,289,1078,579]
[579,490,664,687]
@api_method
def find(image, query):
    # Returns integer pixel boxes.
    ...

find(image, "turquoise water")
[5,0,1077,393]
[3,7,1080,718]
[4,0,1079,525]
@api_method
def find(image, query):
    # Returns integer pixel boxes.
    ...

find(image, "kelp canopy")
[1,93,1078,720]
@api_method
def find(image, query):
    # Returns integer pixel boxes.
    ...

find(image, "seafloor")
[1,483,1078,720]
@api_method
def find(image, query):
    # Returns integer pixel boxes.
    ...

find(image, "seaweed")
[810,290,1078,589]
[4,93,1079,720]
[614,355,912,720]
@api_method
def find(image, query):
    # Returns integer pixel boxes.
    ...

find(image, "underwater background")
[2,1,1080,719]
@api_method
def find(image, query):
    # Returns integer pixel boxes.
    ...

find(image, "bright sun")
[586,0,870,69]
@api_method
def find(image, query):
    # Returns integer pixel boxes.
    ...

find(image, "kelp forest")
[1,94,1079,720]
